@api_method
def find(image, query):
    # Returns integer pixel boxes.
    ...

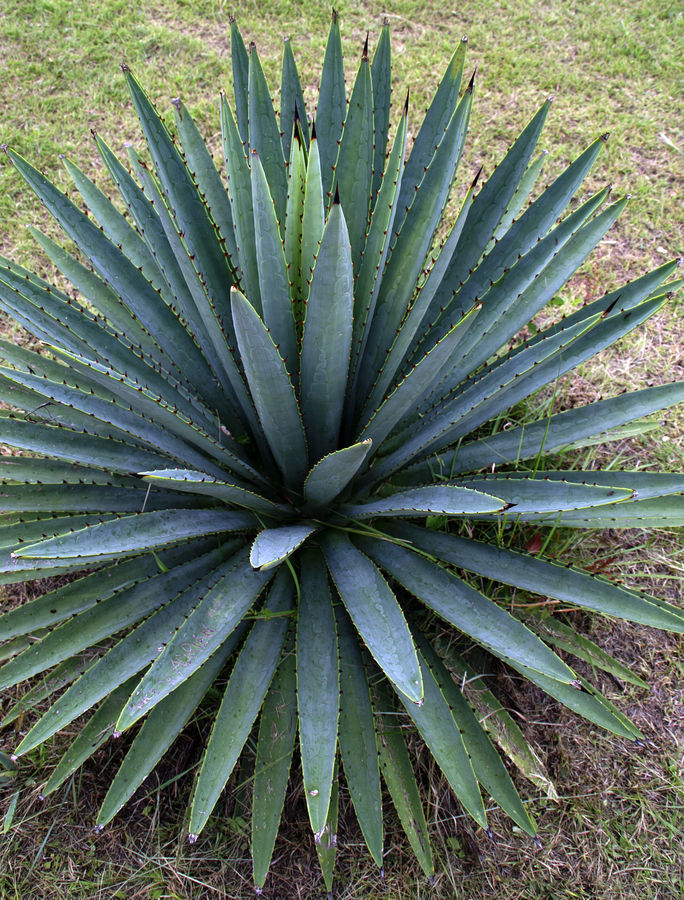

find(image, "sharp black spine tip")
[120,61,130,73]
[331,7,338,23]
[311,119,317,140]
[467,68,476,92]
[333,184,340,205]
[362,32,369,60]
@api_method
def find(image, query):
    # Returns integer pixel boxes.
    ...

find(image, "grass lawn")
[0,0,682,897]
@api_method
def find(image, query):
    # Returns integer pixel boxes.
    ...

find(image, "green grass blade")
[231,288,308,486]
[321,530,423,704]
[360,533,576,684]
[188,570,292,839]
[296,548,339,837]
[337,608,383,867]
[252,649,297,891]
[300,200,354,460]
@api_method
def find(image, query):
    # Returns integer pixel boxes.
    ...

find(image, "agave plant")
[0,11,682,891]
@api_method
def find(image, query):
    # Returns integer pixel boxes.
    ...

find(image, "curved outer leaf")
[451,474,634,515]
[399,650,486,828]
[425,99,550,330]
[300,200,354,460]
[395,37,467,218]
[418,637,535,834]
[348,102,408,393]
[512,663,642,739]
[303,440,372,509]
[315,762,339,893]
[0,482,211,514]
[1,653,92,728]
[320,530,423,704]
[5,150,208,389]
[280,38,309,162]
[188,570,292,838]
[358,303,480,451]
[3,548,220,701]
[13,509,253,560]
[173,98,239,266]
[340,484,506,519]
[250,523,318,570]
[389,522,684,633]
[123,69,238,323]
[524,494,684,528]
[97,634,237,826]
[230,18,250,144]
[316,11,346,197]
[334,44,373,273]
[16,549,235,755]
[39,676,140,796]
[358,83,473,406]
[221,94,260,308]
[231,288,308,486]
[116,546,273,732]
[252,650,298,891]
[373,681,434,877]
[370,22,391,203]
[251,151,297,374]
[0,553,158,638]
[440,647,558,799]
[525,613,647,687]
[359,534,576,684]
[0,416,177,475]
[337,608,383,867]
[407,380,684,481]
[139,469,282,514]
[248,43,288,227]
[296,548,339,837]
[438,189,619,388]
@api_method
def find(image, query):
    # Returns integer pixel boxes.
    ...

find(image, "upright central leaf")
[300,199,354,461]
